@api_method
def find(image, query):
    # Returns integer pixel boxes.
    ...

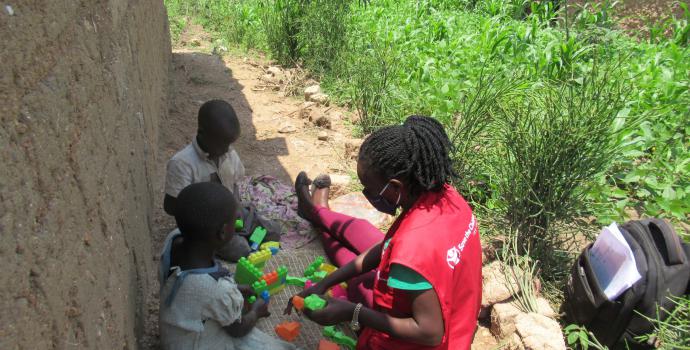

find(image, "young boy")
[163,99,249,261]
[159,182,297,350]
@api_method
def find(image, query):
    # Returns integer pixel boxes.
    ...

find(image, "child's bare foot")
[295,171,316,222]
[312,174,331,209]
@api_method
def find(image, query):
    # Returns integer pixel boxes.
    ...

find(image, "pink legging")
[315,206,384,308]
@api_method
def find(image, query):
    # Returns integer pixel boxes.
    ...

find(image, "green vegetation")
[637,295,690,349]
[163,0,689,262]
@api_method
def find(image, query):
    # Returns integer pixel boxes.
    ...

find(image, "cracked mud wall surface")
[0,1,170,348]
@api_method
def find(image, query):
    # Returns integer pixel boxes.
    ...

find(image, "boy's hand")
[303,295,355,326]
[252,298,271,319]
[237,284,254,299]
[283,283,328,315]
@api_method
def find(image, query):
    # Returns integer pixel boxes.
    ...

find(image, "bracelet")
[350,303,363,332]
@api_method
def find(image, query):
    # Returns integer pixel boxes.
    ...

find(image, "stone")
[267,66,282,76]
[506,332,525,350]
[313,115,332,129]
[482,261,521,308]
[471,325,499,350]
[310,93,330,105]
[535,297,556,318]
[330,192,391,228]
[278,123,297,134]
[515,313,566,350]
[304,84,321,100]
[491,302,525,338]
[344,138,364,160]
[261,73,278,84]
[317,131,329,141]
[191,37,201,47]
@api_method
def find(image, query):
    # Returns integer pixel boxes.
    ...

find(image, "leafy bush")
[299,0,351,75]
[262,0,306,64]
[494,66,631,266]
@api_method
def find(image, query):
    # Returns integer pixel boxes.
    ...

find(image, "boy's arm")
[163,195,177,216]
[163,159,193,216]
[223,298,270,337]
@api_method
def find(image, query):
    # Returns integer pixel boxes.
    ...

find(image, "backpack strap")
[645,218,686,265]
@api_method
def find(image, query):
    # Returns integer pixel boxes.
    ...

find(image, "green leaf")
[567,332,579,345]
[662,186,676,200]
[441,83,449,94]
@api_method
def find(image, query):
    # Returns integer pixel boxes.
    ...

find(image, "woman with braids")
[286,115,482,349]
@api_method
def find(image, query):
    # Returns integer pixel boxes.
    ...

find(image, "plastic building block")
[252,280,268,295]
[249,227,267,250]
[318,339,341,350]
[260,241,280,251]
[323,326,356,350]
[304,280,314,290]
[311,270,328,282]
[328,284,348,300]
[319,263,337,275]
[259,266,288,295]
[260,290,270,303]
[275,321,301,342]
[235,257,263,285]
[248,249,272,270]
[286,276,307,287]
[248,295,256,304]
[269,247,279,255]
[304,294,327,311]
[292,296,305,311]
[304,256,325,277]
[235,219,244,230]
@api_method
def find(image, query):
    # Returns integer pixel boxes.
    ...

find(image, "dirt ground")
[141,24,359,349]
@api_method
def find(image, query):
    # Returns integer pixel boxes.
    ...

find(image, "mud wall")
[0,1,170,348]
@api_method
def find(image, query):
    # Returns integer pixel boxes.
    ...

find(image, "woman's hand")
[283,283,328,315]
[303,295,356,326]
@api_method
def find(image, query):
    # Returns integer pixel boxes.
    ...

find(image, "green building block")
[286,276,308,287]
[235,219,244,230]
[234,257,263,285]
[248,295,256,304]
[304,294,327,311]
[323,326,357,350]
[249,227,267,250]
[304,256,325,276]
[252,280,268,295]
[311,270,327,282]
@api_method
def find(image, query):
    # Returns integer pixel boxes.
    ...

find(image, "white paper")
[588,222,642,301]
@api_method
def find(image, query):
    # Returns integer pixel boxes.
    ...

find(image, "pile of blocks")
[234,249,288,303]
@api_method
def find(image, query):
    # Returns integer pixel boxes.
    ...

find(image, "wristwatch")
[350,303,363,332]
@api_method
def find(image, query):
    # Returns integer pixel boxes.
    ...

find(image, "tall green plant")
[299,0,351,75]
[494,64,630,267]
[263,0,306,64]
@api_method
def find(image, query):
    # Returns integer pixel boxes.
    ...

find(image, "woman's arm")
[284,243,382,314]
[305,288,445,347]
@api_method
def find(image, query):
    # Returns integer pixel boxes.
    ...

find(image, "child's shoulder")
[169,143,199,164]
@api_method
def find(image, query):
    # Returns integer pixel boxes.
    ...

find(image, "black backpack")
[562,218,690,349]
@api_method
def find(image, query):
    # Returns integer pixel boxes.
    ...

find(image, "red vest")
[357,185,482,350]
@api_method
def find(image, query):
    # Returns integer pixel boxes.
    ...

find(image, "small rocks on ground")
[278,123,297,134]
[515,313,566,350]
[344,138,363,159]
[304,85,321,100]
[267,66,282,76]
[313,115,332,129]
[317,131,329,141]
[491,301,524,338]
[309,93,329,105]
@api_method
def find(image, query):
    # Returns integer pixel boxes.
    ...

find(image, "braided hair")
[359,115,455,194]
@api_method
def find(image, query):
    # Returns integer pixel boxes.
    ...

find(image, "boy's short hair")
[198,99,240,136]
[174,182,237,240]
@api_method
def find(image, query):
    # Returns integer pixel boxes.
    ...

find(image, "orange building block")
[275,321,301,342]
[262,271,278,285]
[292,295,305,311]
[319,339,341,350]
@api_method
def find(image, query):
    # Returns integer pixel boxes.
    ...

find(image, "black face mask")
[362,183,400,215]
